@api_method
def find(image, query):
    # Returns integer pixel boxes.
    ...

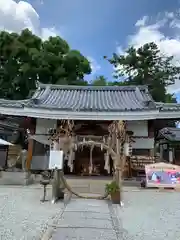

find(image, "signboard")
[145,162,180,188]
[49,150,64,170]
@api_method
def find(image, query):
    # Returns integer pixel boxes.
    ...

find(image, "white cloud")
[41,27,60,40]
[135,16,148,27]
[34,0,44,5]
[116,45,124,55]
[0,0,58,39]
[87,56,101,75]
[0,0,100,76]
[165,11,175,19]
[117,11,180,94]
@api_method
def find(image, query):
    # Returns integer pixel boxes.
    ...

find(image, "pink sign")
[145,162,180,188]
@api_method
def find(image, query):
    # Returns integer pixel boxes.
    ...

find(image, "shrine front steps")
[0,172,144,194]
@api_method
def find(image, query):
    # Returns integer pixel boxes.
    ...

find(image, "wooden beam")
[26,139,33,170]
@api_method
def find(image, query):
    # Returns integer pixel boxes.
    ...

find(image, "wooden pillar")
[26,140,33,170]
[148,120,155,158]
[148,120,154,138]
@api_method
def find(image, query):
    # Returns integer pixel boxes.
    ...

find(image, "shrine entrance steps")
[0,172,141,194]
[66,176,112,195]
[65,176,141,195]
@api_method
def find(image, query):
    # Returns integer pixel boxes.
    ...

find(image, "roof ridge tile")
[38,83,149,91]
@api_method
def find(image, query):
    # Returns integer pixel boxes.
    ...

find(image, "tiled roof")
[155,102,180,112]
[29,84,156,112]
[0,99,30,108]
[159,127,180,142]
[1,84,180,116]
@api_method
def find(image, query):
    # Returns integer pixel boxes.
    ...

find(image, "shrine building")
[0,83,179,177]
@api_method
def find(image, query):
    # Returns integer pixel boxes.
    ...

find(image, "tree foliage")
[91,75,127,87]
[106,42,180,102]
[0,29,91,100]
[91,75,108,86]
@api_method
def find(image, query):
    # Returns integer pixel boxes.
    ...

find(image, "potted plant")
[105,181,120,204]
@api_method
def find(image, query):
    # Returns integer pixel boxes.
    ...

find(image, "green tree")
[0,29,91,100]
[106,42,180,102]
[91,75,107,86]
[91,75,126,87]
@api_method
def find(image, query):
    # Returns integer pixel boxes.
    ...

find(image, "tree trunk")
[114,165,119,183]
[113,155,122,203]
[115,137,123,203]
[52,168,64,203]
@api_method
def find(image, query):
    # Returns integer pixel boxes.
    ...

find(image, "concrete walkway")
[49,199,121,240]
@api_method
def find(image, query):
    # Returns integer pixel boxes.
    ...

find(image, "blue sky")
[4,0,180,97]
[30,0,180,84]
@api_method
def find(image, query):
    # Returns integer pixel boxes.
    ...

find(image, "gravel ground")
[0,186,65,240]
[116,190,180,240]
[3,173,180,240]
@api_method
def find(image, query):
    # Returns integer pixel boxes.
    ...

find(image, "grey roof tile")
[0,99,30,108]
[155,102,180,112]
[1,84,180,113]
[159,127,180,142]
[30,84,156,112]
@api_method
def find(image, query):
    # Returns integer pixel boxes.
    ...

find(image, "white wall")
[131,138,154,149]
[127,120,154,150]
[35,118,154,150]
[127,120,148,137]
[35,118,57,134]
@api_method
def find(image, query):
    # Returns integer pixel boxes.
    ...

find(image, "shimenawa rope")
[59,173,109,200]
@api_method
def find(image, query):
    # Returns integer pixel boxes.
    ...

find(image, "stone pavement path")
[51,199,121,240]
